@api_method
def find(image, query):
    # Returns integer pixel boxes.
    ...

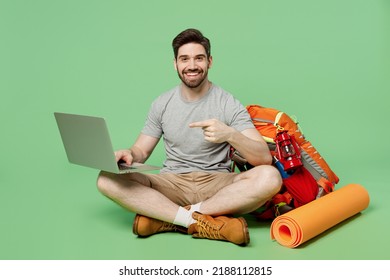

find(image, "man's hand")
[189,119,236,143]
[115,149,133,165]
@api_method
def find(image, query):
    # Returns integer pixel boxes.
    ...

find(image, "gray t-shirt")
[142,84,254,173]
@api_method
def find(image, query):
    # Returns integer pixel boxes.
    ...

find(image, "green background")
[1,0,389,260]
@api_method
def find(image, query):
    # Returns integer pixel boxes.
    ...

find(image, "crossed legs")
[96,165,282,223]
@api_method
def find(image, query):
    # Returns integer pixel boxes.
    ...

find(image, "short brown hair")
[172,28,211,59]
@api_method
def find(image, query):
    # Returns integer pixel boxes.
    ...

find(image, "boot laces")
[196,217,222,240]
[160,222,178,232]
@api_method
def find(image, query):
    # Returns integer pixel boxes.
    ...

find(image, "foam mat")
[270,184,370,248]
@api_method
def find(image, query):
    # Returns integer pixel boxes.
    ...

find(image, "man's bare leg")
[199,165,282,216]
[96,171,179,223]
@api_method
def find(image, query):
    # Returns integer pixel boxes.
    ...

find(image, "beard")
[177,68,208,88]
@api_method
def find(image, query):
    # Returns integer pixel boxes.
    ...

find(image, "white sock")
[173,202,202,228]
[190,202,202,213]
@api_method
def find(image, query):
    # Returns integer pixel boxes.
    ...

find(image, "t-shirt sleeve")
[141,99,163,139]
[225,95,255,132]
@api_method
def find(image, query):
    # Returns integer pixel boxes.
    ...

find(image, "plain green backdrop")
[1,0,389,260]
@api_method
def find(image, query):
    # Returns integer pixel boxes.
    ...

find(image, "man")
[97,28,282,246]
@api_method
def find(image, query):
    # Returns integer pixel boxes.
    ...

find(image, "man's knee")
[96,171,114,196]
[250,165,283,197]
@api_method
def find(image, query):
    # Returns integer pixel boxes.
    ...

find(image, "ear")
[208,56,213,69]
[173,58,178,71]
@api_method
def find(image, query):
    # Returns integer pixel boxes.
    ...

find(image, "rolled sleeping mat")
[270,184,370,248]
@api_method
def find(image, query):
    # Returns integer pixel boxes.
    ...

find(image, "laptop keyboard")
[118,163,136,170]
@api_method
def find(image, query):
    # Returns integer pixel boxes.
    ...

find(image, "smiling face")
[174,42,213,89]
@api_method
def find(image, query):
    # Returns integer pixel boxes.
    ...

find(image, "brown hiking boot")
[132,214,187,237]
[188,212,250,246]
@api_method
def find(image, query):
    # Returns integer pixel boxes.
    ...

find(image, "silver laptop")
[54,112,160,174]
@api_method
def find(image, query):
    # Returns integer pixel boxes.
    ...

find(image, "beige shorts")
[127,171,238,206]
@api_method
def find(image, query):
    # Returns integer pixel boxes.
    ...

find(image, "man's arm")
[230,127,272,166]
[115,133,160,165]
[189,119,272,166]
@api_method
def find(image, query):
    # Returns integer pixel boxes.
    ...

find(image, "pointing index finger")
[189,120,210,128]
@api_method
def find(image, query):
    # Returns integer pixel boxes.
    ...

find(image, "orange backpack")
[231,104,339,219]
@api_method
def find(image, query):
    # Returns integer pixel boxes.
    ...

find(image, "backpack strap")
[274,111,285,131]
[251,191,294,220]
[317,177,335,194]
